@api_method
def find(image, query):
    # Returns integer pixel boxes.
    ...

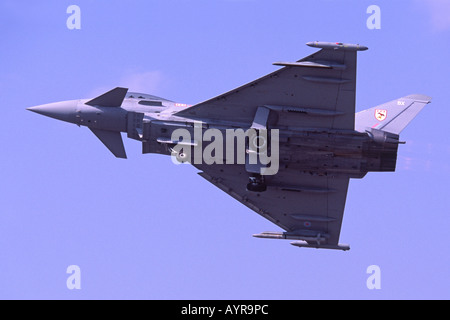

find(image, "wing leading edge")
[175,42,366,131]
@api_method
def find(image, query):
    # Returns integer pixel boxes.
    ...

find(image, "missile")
[253,231,327,242]
[253,232,290,240]
[254,232,350,250]
[291,241,350,251]
[306,41,368,51]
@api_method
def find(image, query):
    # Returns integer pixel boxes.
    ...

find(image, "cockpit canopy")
[126,92,174,109]
[126,92,173,102]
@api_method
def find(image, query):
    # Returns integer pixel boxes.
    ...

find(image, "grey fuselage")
[30,93,399,179]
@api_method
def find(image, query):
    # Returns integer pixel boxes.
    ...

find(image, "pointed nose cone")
[27,100,78,124]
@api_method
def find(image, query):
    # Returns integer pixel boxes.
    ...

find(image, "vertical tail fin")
[355,94,432,134]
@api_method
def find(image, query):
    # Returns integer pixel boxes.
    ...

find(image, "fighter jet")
[28,41,431,250]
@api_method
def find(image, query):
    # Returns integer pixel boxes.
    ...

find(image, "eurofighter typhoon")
[28,42,431,250]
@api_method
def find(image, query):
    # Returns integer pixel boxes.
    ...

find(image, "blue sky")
[1,0,449,299]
